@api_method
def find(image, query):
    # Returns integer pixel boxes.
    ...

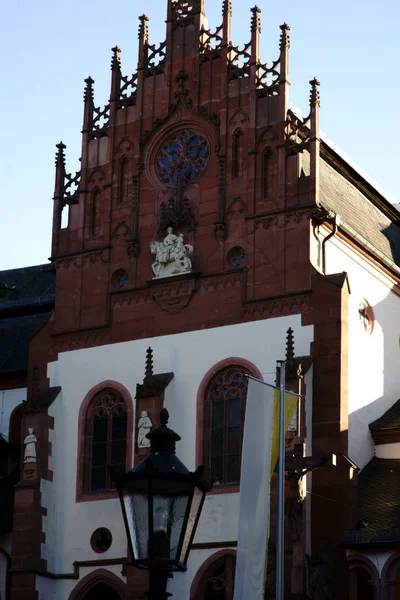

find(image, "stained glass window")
[205,367,248,485]
[87,389,127,492]
[156,130,210,188]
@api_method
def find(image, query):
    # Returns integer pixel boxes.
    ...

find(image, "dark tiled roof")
[320,159,400,267]
[0,312,52,374]
[0,265,55,376]
[341,458,400,548]
[369,399,400,432]
[0,264,55,311]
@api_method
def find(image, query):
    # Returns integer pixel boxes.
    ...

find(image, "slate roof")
[369,399,400,432]
[0,265,55,376]
[341,457,400,548]
[319,158,400,268]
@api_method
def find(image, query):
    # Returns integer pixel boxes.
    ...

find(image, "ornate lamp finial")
[286,327,295,363]
[160,408,169,427]
[309,77,321,106]
[279,22,290,49]
[251,6,261,33]
[55,141,66,168]
[111,45,121,70]
[144,347,154,381]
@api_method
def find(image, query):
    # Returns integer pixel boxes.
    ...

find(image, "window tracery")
[204,366,248,485]
[192,553,236,600]
[86,389,127,492]
[155,130,210,188]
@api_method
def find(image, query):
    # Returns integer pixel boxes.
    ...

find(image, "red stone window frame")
[261,147,273,200]
[190,549,237,600]
[196,358,263,495]
[91,187,102,236]
[68,568,129,600]
[232,130,244,179]
[76,381,133,503]
[117,156,129,204]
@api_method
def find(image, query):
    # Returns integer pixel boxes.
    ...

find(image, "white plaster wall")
[42,315,313,580]
[375,442,400,459]
[0,388,26,440]
[315,229,400,469]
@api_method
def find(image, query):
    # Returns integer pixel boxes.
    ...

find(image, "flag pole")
[276,360,286,600]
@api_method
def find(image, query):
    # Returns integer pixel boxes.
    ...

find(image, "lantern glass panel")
[123,483,149,560]
[152,494,189,561]
[179,485,204,564]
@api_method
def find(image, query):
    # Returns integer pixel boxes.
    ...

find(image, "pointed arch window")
[232,130,244,179]
[191,552,236,600]
[85,388,127,492]
[117,157,129,204]
[262,148,273,199]
[204,366,248,485]
[91,188,102,235]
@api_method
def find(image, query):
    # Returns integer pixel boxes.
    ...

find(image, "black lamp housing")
[110,408,211,572]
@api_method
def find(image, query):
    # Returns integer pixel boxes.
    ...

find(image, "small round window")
[155,130,210,188]
[227,247,245,267]
[90,528,112,554]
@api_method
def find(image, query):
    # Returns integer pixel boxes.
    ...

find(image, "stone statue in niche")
[137,411,153,448]
[23,428,37,463]
[150,227,193,279]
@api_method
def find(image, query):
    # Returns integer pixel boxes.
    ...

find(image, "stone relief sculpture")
[23,428,37,463]
[150,227,193,279]
[137,411,153,448]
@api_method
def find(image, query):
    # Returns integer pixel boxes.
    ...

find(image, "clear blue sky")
[1,0,399,270]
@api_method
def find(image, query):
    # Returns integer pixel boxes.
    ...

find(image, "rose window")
[156,130,210,188]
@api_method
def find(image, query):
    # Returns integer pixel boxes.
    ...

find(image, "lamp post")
[110,408,212,600]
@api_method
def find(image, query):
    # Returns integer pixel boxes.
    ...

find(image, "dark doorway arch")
[68,569,128,600]
[82,583,121,600]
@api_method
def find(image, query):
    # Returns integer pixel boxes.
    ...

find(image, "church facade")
[2,1,400,598]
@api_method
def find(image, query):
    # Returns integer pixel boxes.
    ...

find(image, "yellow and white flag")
[233,377,298,600]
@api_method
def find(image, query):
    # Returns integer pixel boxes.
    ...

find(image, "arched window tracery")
[85,388,127,492]
[204,366,248,485]
[191,552,236,600]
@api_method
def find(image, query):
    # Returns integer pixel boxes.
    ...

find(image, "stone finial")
[251,6,261,33]
[138,14,149,41]
[222,0,232,16]
[279,23,290,49]
[111,45,121,70]
[286,327,295,363]
[309,78,321,106]
[84,76,94,102]
[145,347,154,381]
[55,142,66,168]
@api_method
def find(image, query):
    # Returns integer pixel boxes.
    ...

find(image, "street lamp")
[110,408,211,599]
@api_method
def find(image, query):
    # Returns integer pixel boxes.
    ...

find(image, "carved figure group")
[150,227,193,279]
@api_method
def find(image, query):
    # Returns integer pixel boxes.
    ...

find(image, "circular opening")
[111,269,128,289]
[227,247,245,267]
[155,130,210,188]
[90,528,112,554]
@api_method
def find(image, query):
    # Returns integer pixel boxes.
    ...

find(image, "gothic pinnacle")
[309,77,321,106]
[138,14,149,40]
[222,0,232,16]
[111,45,121,70]
[144,347,154,381]
[279,23,290,49]
[84,76,94,102]
[55,141,66,168]
[286,327,295,363]
[251,6,261,33]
